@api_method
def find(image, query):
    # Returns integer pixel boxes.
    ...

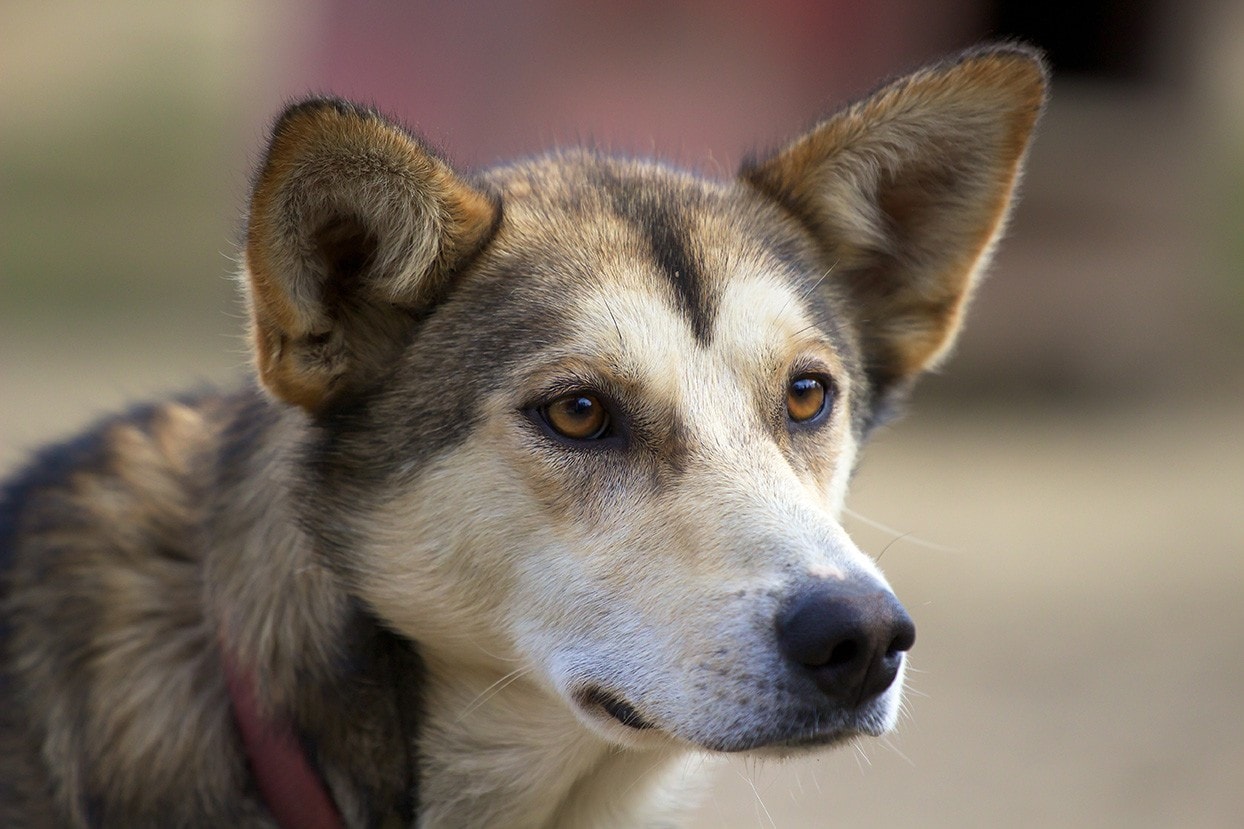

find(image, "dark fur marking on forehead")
[593,166,717,344]
[645,207,714,345]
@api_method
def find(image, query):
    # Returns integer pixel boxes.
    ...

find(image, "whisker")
[880,734,915,767]
[619,749,683,799]
[875,532,910,563]
[850,741,871,773]
[454,665,532,722]
[843,507,955,552]
[469,641,526,663]
[605,301,624,350]
[799,261,839,302]
[735,766,777,829]
[777,261,838,318]
[903,684,930,700]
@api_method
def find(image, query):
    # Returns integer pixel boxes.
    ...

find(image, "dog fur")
[0,45,1046,827]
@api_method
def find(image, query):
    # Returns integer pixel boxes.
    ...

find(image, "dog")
[0,44,1046,827]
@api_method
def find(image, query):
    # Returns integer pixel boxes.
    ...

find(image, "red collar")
[223,653,345,829]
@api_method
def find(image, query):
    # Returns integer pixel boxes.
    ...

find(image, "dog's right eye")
[786,374,831,425]
[540,393,611,441]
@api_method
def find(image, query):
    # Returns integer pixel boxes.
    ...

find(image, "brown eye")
[786,375,829,424]
[542,393,610,441]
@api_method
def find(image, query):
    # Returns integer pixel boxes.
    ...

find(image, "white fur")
[350,269,903,826]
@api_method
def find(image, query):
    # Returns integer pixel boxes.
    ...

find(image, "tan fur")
[1,45,1046,827]
[3,398,255,824]
[245,101,499,410]
[743,46,1046,386]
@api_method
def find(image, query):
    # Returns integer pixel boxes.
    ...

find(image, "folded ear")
[243,99,499,410]
[742,44,1047,411]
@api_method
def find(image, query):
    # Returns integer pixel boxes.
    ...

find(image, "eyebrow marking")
[594,166,717,344]
[643,202,713,344]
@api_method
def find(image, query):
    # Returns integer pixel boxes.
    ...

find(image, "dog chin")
[573,684,900,756]
[700,710,893,755]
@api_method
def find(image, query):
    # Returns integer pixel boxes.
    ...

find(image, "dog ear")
[243,99,499,410]
[742,44,1047,410]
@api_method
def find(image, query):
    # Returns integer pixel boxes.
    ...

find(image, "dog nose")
[776,582,916,706]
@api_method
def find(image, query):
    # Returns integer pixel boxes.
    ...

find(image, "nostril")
[827,639,859,668]
[776,582,915,706]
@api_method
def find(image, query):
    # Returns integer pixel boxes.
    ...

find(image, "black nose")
[776,582,916,706]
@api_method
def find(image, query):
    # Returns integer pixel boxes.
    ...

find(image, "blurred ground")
[2,2,1243,827]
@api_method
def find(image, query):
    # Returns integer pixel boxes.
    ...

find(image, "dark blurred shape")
[987,0,1159,81]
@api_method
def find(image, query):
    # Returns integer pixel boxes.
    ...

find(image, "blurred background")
[2,1,1241,825]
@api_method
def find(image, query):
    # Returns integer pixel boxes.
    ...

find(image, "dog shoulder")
[0,388,270,824]
[1,391,234,571]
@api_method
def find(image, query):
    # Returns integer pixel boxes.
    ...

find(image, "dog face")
[243,47,1046,754]
[317,158,904,752]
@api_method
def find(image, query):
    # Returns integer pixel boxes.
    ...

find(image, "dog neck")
[222,651,345,829]
[412,656,709,827]
[207,393,422,824]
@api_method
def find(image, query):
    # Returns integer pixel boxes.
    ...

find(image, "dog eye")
[541,393,611,441]
[786,375,830,424]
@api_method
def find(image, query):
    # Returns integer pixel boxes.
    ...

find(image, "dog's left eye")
[786,375,831,424]
[541,393,611,441]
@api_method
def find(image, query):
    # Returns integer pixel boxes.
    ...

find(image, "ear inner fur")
[741,44,1048,402]
[244,99,499,410]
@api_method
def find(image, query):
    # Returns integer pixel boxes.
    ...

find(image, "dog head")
[241,46,1045,753]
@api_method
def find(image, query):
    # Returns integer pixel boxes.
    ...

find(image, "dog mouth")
[578,687,655,730]
[697,715,879,755]
[573,684,894,751]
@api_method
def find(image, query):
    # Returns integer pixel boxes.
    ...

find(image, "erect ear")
[243,98,499,410]
[742,44,1047,410]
